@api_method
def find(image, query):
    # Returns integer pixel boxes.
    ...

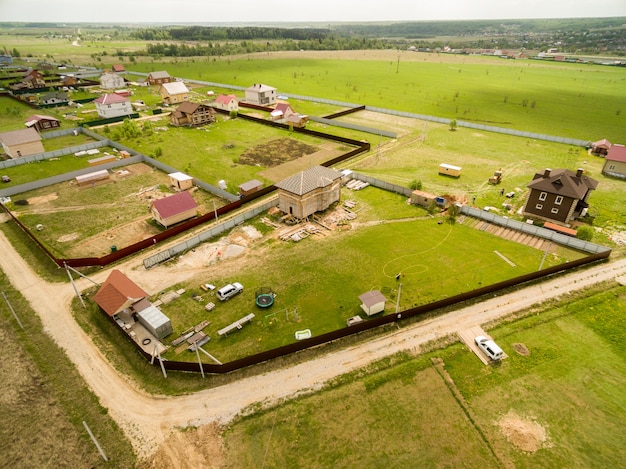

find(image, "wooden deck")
[457,326,508,365]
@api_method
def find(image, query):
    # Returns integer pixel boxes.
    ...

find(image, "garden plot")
[6,162,223,258]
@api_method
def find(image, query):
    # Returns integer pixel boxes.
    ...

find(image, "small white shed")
[358,290,387,316]
[169,172,194,191]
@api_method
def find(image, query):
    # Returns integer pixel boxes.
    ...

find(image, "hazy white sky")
[1,0,625,23]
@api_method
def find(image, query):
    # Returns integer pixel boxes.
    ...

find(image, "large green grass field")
[222,285,626,468]
[1,33,625,466]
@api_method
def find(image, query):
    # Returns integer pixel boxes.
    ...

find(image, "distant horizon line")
[1,16,625,26]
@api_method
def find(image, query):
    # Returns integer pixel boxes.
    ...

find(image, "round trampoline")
[255,288,275,308]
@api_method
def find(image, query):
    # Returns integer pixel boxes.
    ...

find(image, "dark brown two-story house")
[522,168,598,226]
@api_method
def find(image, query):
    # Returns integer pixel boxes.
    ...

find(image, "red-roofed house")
[93,270,148,317]
[112,64,126,73]
[271,102,296,120]
[94,93,133,119]
[602,144,626,179]
[214,94,239,112]
[150,191,198,228]
[25,114,61,132]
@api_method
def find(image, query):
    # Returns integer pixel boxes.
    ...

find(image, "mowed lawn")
[222,286,626,468]
[159,188,585,363]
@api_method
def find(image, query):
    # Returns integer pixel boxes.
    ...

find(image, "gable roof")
[275,102,293,113]
[161,81,190,95]
[151,191,197,219]
[359,290,387,307]
[275,165,342,196]
[173,101,200,115]
[527,168,599,199]
[112,64,126,72]
[606,144,626,163]
[94,93,129,104]
[593,138,612,149]
[149,71,171,79]
[25,114,60,127]
[0,127,42,146]
[215,94,237,105]
[93,270,148,316]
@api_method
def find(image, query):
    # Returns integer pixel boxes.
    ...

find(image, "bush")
[576,225,594,241]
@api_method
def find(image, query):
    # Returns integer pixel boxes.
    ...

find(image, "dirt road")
[1,230,624,462]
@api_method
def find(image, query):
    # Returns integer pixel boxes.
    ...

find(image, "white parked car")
[475,335,503,361]
[216,282,244,301]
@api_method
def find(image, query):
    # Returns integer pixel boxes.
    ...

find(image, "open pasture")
[222,285,626,468]
[130,50,626,142]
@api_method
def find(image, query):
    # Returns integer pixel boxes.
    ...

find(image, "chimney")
[543,168,551,178]
[576,168,584,178]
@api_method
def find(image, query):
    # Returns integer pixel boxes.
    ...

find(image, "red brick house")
[147,71,173,86]
[522,168,599,226]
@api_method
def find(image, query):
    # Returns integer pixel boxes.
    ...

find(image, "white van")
[216,282,244,301]
[475,335,503,361]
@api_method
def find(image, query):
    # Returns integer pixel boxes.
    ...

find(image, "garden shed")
[150,190,198,228]
[132,298,173,340]
[358,290,387,316]
[439,163,462,177]
[238,179,263,197]
[169,172,194,191]
[274,165,342,219]
[411,189,436,208]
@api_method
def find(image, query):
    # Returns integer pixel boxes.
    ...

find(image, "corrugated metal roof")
[93,270,148,316]
[161,81,189,95]
[137,304,170,330]
[274,166,342,196]
[94,93,129,104]
[151,191,197,219]
[607,144,626,163]
[0,127,42,146]
[149,70,171,79]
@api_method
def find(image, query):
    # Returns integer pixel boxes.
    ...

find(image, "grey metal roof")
[0,127,42,146]
[274,166,342,196]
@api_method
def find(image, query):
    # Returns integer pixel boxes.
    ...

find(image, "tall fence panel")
[309,116,397,138]
[143,198,279,269]
[459,205,610,254]
[350,172,413,197]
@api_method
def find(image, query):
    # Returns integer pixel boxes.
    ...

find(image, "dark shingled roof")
[274,166,342,196]
[527,168,598,200]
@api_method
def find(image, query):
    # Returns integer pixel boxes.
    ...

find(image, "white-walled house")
[93,93,133,119]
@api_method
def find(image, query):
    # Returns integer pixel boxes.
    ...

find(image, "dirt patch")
[512,343,530,356]
[498,411,549,453]
[137,423,225,469]
[57,232,80,243]
[27,193,58,205]
[238,138,318,167]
